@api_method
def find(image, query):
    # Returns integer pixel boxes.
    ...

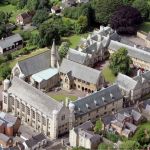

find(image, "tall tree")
[94,119,103,134]
[109,48,132,75]
[32,9,49,27]
[110,5,142,35]
[120,140,140,150]
[132,0,150,20]
[91,0,123,24]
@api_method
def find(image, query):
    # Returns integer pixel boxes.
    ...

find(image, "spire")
[51,39,60,68]
[51,39,57,68]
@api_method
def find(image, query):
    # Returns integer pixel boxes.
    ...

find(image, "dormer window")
[102,97,106,103]
[94,100,98,106]
[86,104,89,109]
[110,93,114,99]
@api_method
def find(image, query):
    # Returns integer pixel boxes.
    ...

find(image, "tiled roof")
[8,77,62,118]
[73,84,123,116]
[59,58,102,84]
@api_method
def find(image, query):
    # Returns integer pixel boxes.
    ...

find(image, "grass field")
[50,94,77,102]
[139,21,150,33]
[0,4,27,22]
[102,65,116,84]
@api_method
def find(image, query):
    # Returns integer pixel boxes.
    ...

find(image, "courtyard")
[47,88,87,102]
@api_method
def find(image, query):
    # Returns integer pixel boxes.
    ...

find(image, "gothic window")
[17,100,20,108]
[4,96,7,104]
[61,115,65,120]
[21,103,25,112]
[65,78,68,83]
[27,107,30,115]
[32,110,35,119]
[37,113,40,122]
[42,117,46,126]
[10,96,14,105]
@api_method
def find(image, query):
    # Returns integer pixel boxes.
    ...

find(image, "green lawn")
[139,22,150,33]
[63,33,88,49]
[50,94,77,102]
[102,65,116,84]
[0,4,27,22]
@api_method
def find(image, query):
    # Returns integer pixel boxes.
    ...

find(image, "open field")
[139,21,150,33]
[0,4,27,22]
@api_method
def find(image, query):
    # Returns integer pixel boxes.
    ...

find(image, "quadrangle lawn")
[48,94,77,102]
[102,65,116,84]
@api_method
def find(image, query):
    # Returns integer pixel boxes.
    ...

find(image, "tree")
[133,127,150,148]
[27,0,38,10]
[110,5,142,35]
[94,119,103,134]
[58,42,70,59]
[120,140,140,150]
[75,16,88,34]
[32,9,49,27]
[17,0,27,9]
[132,0,149,20]
[0,65,11,79]
[91,0,123,24]
[98,143,114,150]
[109,48,132,75]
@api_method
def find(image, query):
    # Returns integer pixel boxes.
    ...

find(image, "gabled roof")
[73,84,123,116]
[59,58,101,84]
[8,77,62,118]
[18,50,51,77]
[74,120,94,133]
[109,40,150,63]
[67,48,87,64]
[116,73,138,91]
[25,133,46,148]
[0,133,11,143]
[0,34,22,49]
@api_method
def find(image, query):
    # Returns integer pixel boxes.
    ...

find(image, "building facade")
[0,34,23,54]
[59,58,104,92]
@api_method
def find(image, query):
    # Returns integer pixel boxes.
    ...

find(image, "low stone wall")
[137,31,147,40]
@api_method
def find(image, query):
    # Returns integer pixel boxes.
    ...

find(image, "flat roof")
[32,68,58,83]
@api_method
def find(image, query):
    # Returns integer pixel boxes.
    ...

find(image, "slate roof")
[31,68,58,83]
[131,110,142,121]
[25,133,46,148]
[74,120,94,133]
[18,50,51,77]
[0,34,22,49]
[67,48,87,64]
[0,133,10,143]
[116,73,138,91]
[79,129,101,143]
[8,77,62,118]
[108,40,150,63]
[59,58,101,84]
[73,84,123,116]
[125,122,137,133]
